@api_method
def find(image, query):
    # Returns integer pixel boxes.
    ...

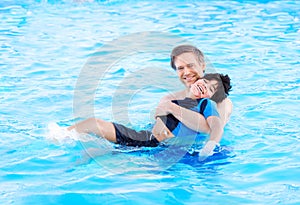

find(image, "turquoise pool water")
[1,0,300,204]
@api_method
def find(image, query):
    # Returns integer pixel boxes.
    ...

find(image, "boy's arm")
[217,98,233,127]
[198,116,223,161]
[206,116,223,143]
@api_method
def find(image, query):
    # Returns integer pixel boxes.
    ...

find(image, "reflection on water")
[1,0,300,204]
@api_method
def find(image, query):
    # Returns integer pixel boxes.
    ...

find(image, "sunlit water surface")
[1,0,300,204]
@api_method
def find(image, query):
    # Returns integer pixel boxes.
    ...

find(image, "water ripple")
[1,0,300,204]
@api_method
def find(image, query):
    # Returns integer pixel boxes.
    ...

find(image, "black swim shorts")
[113,123,159,147]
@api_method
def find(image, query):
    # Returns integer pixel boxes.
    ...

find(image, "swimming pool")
[1,0,300,204]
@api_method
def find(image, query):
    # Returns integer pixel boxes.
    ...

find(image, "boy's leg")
[68,118,117,142]
[152,117,174,142]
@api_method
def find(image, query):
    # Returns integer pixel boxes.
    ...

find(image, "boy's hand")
[198,140,218,161]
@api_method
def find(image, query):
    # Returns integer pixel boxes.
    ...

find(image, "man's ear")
[201,63,206,73]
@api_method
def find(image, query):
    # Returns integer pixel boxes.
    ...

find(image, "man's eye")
[177,67,183,70]
[187,64,194,68]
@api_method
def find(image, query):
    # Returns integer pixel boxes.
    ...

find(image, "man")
[155,45,233,134]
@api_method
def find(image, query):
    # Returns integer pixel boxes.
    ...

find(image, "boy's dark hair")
[170,45,205,70]
[203,73,232,103]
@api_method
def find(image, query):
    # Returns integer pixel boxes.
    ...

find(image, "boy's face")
[191,78,218,99]
[173,52,205,87]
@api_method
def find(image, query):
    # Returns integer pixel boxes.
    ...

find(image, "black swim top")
[158,98,208,132]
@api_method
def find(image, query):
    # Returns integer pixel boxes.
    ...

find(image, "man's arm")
[156,100,210,134]
[155,91,233,135]
[154,90,185,117]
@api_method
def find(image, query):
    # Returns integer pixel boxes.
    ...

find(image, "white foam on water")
[46,122,94,146]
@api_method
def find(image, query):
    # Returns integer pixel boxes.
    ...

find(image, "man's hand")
[155,99,173,117]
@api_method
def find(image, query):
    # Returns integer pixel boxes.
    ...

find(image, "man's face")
[173,52,205,87]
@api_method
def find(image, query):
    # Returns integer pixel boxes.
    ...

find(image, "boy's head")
[191,73,232,103]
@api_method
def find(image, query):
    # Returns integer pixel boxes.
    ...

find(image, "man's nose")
[183,67,191,75]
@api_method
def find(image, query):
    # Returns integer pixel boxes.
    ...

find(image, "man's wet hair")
[170,45,205,70]
[203,73,232,103]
